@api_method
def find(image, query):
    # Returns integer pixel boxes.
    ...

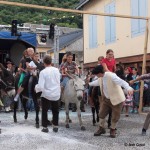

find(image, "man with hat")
[89,65,133,138]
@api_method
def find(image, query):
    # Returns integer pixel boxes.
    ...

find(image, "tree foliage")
[0,0,82,28]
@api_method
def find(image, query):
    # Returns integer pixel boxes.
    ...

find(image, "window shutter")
[139,0,147,32]
[89,15,93,48]
[110,2,116,42]
[92,15,98,48]
[105,5,111,44]
[131,0,139,36]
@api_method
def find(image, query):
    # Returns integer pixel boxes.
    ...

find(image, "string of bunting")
[47,14,82,21]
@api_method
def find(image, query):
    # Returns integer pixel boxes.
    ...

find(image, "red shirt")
[101,58,116,72]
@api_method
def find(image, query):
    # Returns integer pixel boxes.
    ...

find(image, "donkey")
[90,86,99,126]
[14,74,40,128]
[62,76,86,130]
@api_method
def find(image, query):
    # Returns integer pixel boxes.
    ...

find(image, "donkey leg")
[65,102,70,128]
[108,110,112,128]
[95,104,99,123]
[32,93,40,128]
[13,101,18,123]
[22,98,28,120]
[76,101,85,131]
[91,107,96,126]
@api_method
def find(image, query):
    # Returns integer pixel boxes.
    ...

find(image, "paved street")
[0,107,150,150]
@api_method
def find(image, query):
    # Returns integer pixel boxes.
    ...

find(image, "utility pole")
[54,25,60,68]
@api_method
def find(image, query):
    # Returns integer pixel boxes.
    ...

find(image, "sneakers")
[94,127,106,136]
[129,109,134,113]
[134,109,138,114]
[14,94,19,102]
[41,127,49,133]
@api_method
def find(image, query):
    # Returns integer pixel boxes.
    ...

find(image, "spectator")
[6,61,15,76]
[123,67,133,117]
[130,67,140,113]
[35,55,60,133]
[101,49,116,72]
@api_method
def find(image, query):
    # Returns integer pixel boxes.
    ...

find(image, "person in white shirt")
[35,55,61,133]
[89,65,133,138]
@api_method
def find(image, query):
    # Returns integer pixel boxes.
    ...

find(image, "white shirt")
[28,61,37,75]
[35,66,61,101]
[89,73,132,99]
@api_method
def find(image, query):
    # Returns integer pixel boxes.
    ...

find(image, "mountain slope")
[0,0,82,28]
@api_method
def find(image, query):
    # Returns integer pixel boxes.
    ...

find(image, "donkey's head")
[73,76,85,101]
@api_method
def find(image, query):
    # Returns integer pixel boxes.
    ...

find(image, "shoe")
[41,127,49,133]
[53,127,58,133]
[14,94,19,102]
[129,109,134,113]
[142,130,146,136]
[142,129,146,136]
[94,127,106,136]
[110,128,116,138]
[134,109,138,114]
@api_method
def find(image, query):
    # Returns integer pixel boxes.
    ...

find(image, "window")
[105,2,116,44]
[131,0,147,37]
[39,52,46,60]
[89,15,98,49]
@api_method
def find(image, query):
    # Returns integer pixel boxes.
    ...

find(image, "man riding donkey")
[89,65,133,138]
[61,52,79,91]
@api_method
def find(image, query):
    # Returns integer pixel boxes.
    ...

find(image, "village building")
[77,0,150,73]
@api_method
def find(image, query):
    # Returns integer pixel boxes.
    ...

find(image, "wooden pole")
[138,20,149,113]
[0,0,149,20]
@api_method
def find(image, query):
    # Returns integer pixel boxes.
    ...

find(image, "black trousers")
[41,97,59,128]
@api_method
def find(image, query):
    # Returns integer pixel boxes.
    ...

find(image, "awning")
[0,31,37,50]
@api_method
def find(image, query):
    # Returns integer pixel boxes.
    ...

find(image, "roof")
[76,0,90,9]
[47,30,83,53]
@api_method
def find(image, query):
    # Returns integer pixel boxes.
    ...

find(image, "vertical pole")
[139,19,149,113]
[54,25,59,68]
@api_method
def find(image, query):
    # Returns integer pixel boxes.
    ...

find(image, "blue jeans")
[61,77,70,87]
[133,91,140,107]
[27,98,35,111]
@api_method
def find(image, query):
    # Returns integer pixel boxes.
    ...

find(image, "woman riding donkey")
[14,47,34,101]
[13,48,43,128]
